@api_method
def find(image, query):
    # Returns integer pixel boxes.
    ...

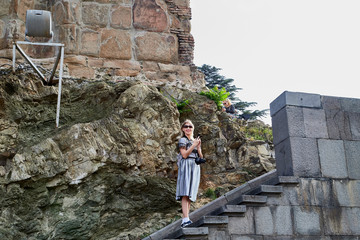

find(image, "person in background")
[176,119,203,228]
[222,99,236,117]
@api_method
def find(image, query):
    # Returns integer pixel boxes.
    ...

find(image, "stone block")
[80,30,100,57]
[348,112,360,140]
[333,180,360,207]
[297,179,332,207]
[133,0,169,32]
[325,109,352,140]
[59,24,80,54]
[15,0,34,22]
[135,32,178,63]
[323,206,360,235]
[270,91,321,117]
[67,65,95,79]
[100,29,132,59]
[272,106,305,145]
[228,208,255,234]
[254,207,274,235]
[103,60,140,70]
[318,139,348,178]
[82,3,109,27]
[0,0,11,17]
[110,5,131,29]
[232,235,263,240]
[294,206,322,235]
[303,108,328,138]
[64,55,87,66]
[273,206,293,235]
[275,137,320,177]
[142,61,160,72]
[53,0,81,25]
[344,141,360,179]
[340,97,360,113]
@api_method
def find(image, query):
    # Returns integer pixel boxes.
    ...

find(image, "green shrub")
[242,125,273,142]
[205,188,217,200]
[170,98,192,113]
[200,86,230,110]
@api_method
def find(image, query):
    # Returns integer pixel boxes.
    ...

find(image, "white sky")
[190,0,360,125]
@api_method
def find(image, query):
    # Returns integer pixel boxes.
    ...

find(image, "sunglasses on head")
[183,125,193,129]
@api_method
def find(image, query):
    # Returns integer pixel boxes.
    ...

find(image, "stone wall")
[0,0,202,88]
[270,91,360,238]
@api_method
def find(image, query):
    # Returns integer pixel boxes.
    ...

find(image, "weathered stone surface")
[15,0,34,21]
[133,0,169,32]
[344,141,360,179]
[303,108,328,139]
[100,29,132,59]
[294,206,321,235]
[348,112,360,140]
[80,30,100,56]
[0,0,12,17]
[53,0,81,25]
[82,2,109,27]
[58,24,80,54]
[110,4,131,29]
[135,32,178,63]
[318,139,347,179]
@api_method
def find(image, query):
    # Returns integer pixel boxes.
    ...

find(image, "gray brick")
[232,235,263,240]
[303,108,328,139]
[349,112,360,140]
[325,109,352,140]
[273,206,293,235]
[274,137,293,176]
[340,97,360,113]
[322,95,341,110]
[270,91,321,117]
[334,180,360,207]
[291,137,321,177]
[254,206,273,235]
[323,207,360,235]
[294,206,322,235]
[272,106,306,145]
[297,179,332,207]
[228,208,255,234]
[318,139,348,178]
[275,137,321,177]
[344,141,360,179]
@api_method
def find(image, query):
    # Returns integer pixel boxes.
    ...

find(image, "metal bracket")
[12,41,65,128]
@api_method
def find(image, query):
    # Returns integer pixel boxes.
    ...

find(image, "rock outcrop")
[0,68,275,239]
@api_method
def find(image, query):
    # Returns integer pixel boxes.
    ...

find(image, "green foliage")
[242,125,273,142]
[170,97,192,113]
[200,86,229,110]
[205,188,217,200]
[198,64,269,120]
[198,64,241,100]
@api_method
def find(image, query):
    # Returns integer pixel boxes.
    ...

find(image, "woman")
[222,99,236,117]
[176,119,203,228]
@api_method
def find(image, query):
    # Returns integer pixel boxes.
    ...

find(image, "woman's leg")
[181,196,190,218]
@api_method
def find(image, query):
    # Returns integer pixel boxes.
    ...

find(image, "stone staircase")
[143,170,299,240]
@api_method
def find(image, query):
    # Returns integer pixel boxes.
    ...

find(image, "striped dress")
[176,137,201,202]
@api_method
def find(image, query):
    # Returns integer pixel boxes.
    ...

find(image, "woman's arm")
[180,139,200,159]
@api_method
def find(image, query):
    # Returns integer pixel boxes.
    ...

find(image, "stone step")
[196,216,228,226]
[238,195,267,205]
[219,204,247,216]
[277,176,300,185]
[181,227,209,239]
[250,185,283,195]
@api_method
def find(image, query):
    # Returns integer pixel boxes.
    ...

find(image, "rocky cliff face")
[0,68,274,239]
